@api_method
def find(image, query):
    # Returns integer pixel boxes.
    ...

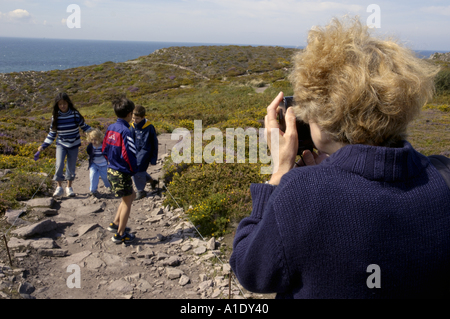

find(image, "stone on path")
[222,263,231,274]
[23,197,54,209]
[166,267,185,280]
[181,244,192,252]
[85,255,105,269]
[11,219,58,238]
[5,209,29,226]
[137,279,153,292]
[8,237,56,250]
[101,253,122,266]
[207,237,216,250]
[169,237,183,246]
[107,279,133,293]
[7,237,31,249]
[78,223,100,237]
[38,249,68,257]
[32,207,58,216]
[61,250,92,269]
[76,203,104,216]
[193,246,207,255]
[179,275,190,286]
[136,248,154,259]
[198,280,213,292]
[150,207,163,217]
[162,256,180,267]
[30,238,55,249]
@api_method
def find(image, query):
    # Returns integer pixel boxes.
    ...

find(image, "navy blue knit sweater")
[230,141,450,299]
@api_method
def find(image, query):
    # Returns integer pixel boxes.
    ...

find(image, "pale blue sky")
[0,0,449,50]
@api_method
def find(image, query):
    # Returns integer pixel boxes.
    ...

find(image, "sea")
[0,37,448,74]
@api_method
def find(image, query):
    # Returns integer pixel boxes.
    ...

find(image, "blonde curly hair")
[288,16,440,146]
[87,128,104,144]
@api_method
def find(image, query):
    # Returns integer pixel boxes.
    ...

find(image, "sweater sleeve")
[76,111,92,133]
[229,183,291,294]
[41,118,56,149]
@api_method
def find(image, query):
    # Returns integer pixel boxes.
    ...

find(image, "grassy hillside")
[1,45,449,237]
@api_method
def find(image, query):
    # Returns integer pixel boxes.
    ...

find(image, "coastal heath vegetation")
[1,45,450,237]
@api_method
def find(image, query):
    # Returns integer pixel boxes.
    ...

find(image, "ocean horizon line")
[0,36,448,74]
[2,35,449,52]
[0,36,301,50]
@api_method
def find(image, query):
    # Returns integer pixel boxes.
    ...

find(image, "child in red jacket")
[102,96,138,244]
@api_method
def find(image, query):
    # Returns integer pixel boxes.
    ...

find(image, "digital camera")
[278,96,315,155]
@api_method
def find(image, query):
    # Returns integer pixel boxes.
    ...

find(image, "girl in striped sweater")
[38,93,92,197]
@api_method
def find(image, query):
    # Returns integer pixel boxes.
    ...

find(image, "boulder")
[78,223,100,237]
[5,209,29,226]
[32,207,58,216]
[166,267,185,280]
[11,219,58,238]
[23,197,54,209]
[193,246,207,255]
[7,237,30,249]
[179,275,190,286]
[162,256,180,267]
[30,238,55,249]
[207,237,216,250]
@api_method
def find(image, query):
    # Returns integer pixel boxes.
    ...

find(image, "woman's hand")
[38,146,44,152]
[264,92,299,185]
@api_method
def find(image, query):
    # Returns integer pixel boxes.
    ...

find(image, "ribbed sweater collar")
[58,109,73,116]
[324,141,429,182]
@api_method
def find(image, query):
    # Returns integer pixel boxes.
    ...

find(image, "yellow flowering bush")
[187,193,229,237]
[163,149,265,236]
[0,153,55,214]
[423,104,450,112]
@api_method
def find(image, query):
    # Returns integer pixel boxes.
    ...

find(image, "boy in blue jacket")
[102,96,138,244]
[130,105,158,200]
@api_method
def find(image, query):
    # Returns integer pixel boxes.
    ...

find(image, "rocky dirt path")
[0,134,262,300]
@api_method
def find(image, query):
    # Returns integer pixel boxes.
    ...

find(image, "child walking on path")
[86,128,111,197]
[38,92,92,197]
[102,96,138,244]
[130,105,159,200]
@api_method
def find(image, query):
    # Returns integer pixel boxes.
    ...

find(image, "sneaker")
[111,232,136,244]
[107,222,131,233]
[53,187,64,197]
[135,190,147,200]
[66,187,75,197]
[90,190,100,198]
